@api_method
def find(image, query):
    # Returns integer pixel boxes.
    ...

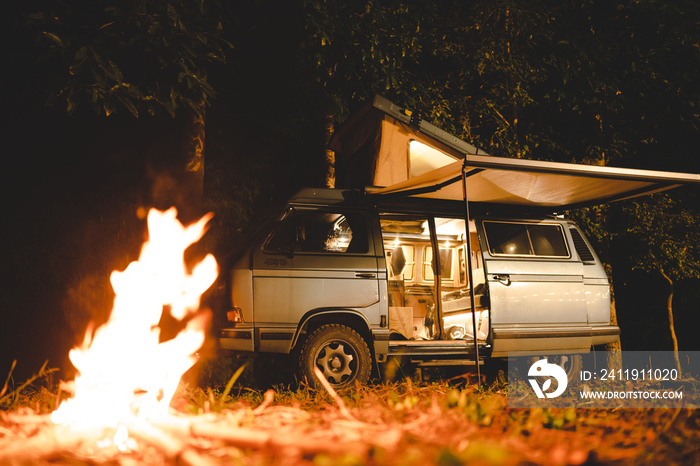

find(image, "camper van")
[217,96,700,388]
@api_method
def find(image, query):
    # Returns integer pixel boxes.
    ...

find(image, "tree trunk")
[149,102,206,224]
[659,267,682,372]
[324,113,335,189]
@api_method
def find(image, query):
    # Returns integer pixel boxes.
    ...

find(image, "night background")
[1,0,699,383]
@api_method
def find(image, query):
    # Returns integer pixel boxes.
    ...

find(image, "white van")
[217,96,699,388]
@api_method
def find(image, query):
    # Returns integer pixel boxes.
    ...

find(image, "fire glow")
[51,208,218,448]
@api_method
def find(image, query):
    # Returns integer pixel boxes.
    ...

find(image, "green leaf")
[220,362,248,401]
[41,31,65,48]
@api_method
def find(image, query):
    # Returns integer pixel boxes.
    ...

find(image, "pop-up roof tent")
[330,95,700,211]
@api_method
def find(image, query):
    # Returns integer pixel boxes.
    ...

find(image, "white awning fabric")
[370,154,700,210]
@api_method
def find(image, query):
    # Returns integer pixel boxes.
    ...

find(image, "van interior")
[380,215,489,342]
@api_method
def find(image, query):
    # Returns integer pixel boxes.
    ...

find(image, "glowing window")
[484,221,569,258]
[424,246,454,281]
[385,244,415,280]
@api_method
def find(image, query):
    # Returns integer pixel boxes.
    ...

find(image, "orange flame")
[52,208,218,435]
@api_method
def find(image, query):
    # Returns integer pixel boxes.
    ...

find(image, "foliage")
[299,0,700,298]
[26,0,231,118]
[610,193,700,281]
[303,0,700,165]
[0,361,59,411]
[302,0,433,116]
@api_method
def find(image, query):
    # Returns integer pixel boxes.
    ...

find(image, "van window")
[386,244,415,280]
[424,246,453,281]
[264,210,369,254]
[484,221,569,258]
[569,228,596,262]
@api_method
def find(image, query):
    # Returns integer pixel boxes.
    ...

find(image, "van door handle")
[355,272,376,279]
[492,274,511,286]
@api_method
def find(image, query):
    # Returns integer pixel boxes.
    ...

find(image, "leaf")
[103,99,115,116]
[114,93,140,117]
[66,98,77,115]
[170,85,178,108]
[41,31,65,48]
[220,362,248,401]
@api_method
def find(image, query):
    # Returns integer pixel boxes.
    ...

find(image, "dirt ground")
[1,373,699,465]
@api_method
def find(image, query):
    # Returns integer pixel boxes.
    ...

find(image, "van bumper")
[220,325,254,352]
[590,325,621,346]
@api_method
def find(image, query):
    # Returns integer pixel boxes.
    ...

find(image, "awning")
[370,154,700,211]
[332,95,699,211]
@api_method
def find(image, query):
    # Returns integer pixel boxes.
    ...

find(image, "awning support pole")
[462,162,481,384]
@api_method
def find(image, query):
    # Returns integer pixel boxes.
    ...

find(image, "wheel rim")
[552,355,575,377]
[314,339,358,385]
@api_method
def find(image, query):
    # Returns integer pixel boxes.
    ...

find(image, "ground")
[1,364,699,465]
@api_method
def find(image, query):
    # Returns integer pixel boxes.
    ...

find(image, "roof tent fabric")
[332,95,700,210]
[330,96,474,188]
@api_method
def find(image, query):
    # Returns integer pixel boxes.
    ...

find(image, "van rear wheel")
[299,324,372,390]
[526,354,582,386]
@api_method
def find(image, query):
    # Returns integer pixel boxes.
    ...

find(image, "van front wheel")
[299,324,372,390]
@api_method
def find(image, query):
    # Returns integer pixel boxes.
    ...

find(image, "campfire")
[0,208,385,465]
[50,207,218,448]
[1,208,231,463]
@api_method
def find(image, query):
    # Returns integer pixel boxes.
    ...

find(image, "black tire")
[298,324,372,390]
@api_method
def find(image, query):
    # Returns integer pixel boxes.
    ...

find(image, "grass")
[0,360,60,413]
[1,357,699,465]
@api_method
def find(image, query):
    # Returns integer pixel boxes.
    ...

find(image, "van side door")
[251,207,380,352]
[480,220,592,357]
